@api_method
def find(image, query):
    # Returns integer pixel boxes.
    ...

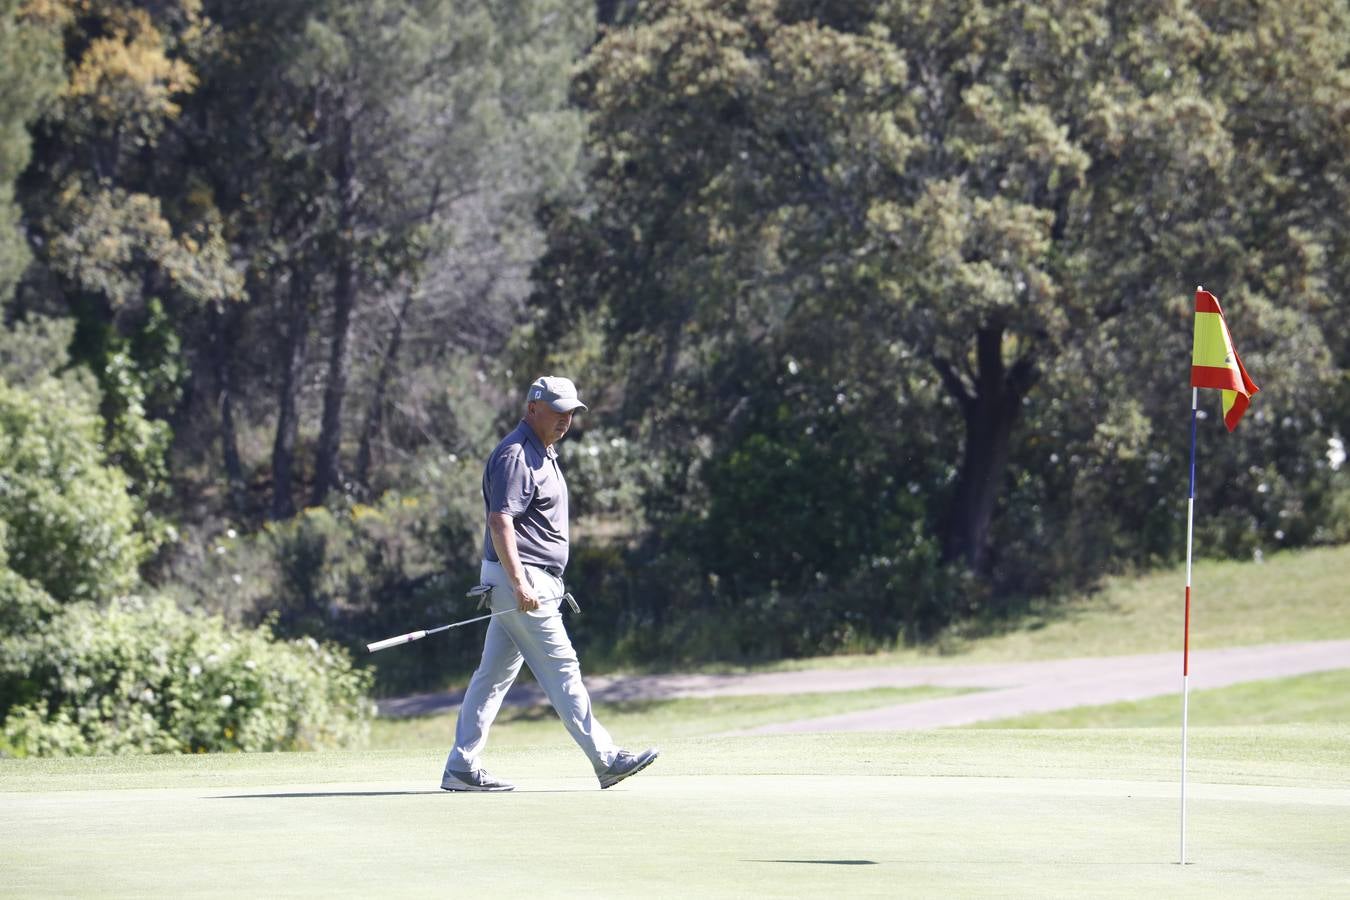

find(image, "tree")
[540,0,1344,588]
[0,0,60,305]
[12,0,243,506]
[187,0,592,517]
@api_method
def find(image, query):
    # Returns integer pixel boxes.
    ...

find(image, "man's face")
[527,402,574,446]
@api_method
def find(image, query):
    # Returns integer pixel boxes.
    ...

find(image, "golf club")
[366,591,578,653]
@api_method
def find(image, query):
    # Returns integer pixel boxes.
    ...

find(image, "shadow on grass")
[747,860,878,866]
[211,788,595,799]
[211,791,444,799]
[747,859,1175,867]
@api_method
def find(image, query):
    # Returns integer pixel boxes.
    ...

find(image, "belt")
[485,559,563,579]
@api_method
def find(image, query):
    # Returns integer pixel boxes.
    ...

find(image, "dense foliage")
[0,0,1345,709]
[0,318,151,631]
[0,300,370,754]
[530,0,1349,649]
[0,595,372,756]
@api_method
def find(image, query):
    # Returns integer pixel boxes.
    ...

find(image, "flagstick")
[1180,315,1201,865]
[1180,282,1260,866]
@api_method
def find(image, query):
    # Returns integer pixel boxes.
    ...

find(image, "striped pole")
[1180,289,1202,866]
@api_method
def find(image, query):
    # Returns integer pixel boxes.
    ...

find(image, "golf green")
[3,728,1348,897]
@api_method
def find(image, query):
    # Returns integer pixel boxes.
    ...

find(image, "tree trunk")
[944,390,1018,573]
[311,118,356,506]
[354,288,412,493]
[935,325,1039,572]
[211,300,247,513]
[270,273,309,520]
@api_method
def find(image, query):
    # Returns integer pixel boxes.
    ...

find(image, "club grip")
[366,630,426,653]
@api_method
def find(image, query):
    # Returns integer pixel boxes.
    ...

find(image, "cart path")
[377,639,1350,731]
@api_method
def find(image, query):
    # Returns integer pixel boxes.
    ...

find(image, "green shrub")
[0,595,373,756]
[0,375,150,605]
[164,469,487,695]
[0,528,59,637]
[561,427,664,523]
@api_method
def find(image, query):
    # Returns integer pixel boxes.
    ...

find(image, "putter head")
[564,592,580,615]
[467,584,493,610]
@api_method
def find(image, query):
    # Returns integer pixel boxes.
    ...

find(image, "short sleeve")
[486,447,535,517]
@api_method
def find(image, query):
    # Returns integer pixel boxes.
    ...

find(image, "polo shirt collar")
[516,420,557,459]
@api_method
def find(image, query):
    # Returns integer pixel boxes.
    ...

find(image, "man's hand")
[488,511,540,613]
[514,583,540,612]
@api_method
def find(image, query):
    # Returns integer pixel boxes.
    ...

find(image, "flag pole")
[1181,283,1260,865]
[1180,287,1202,866]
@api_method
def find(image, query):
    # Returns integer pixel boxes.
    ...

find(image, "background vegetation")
[0,0,1346,751]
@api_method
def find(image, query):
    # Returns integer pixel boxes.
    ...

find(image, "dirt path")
[378,639,1350,731]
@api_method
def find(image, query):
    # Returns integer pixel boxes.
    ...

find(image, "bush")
[560,427,665,523]
[163,460,488,695]
[560,523,964,671]
[0,374,150,605]
[0,595,373,756]
[0,528,59,637]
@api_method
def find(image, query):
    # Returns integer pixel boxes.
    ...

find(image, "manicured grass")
[5,547,1346,895]
[3,727,1348,897]
[369,687,973,750]
[974,669,1350,730]
[710,543,1350,672]
[7,725,1348,793]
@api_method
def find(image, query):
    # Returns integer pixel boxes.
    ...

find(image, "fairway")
[4,729,1348,898]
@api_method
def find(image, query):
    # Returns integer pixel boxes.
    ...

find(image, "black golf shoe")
[441,767,515,792]
[597,748,660,790]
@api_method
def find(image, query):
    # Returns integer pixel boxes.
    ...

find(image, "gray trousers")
[445,560,617,775]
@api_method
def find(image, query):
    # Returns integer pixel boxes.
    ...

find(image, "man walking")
[442,376,659,792]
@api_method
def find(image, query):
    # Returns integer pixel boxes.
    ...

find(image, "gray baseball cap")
[527,376,588,413]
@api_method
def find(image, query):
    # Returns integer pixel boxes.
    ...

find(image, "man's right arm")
[487,512,540,612]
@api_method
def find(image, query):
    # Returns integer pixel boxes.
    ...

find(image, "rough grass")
[973,668,1350,729]
[707,543,1350,672]
[364,545,1350,750]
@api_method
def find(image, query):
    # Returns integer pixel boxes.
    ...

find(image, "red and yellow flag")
[1191,289,1260,431]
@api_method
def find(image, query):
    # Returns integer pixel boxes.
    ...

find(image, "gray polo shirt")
[481,420,570,573]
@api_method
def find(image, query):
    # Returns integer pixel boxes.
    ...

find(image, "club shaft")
[365,592,573,653]
[425,608,515,634]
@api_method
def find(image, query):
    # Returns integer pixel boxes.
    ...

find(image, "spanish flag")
[1191,289,1260,431]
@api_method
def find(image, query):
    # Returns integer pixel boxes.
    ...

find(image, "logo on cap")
[526,376,587,412]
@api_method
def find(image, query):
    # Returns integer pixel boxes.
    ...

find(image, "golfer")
[441,376,659,791]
